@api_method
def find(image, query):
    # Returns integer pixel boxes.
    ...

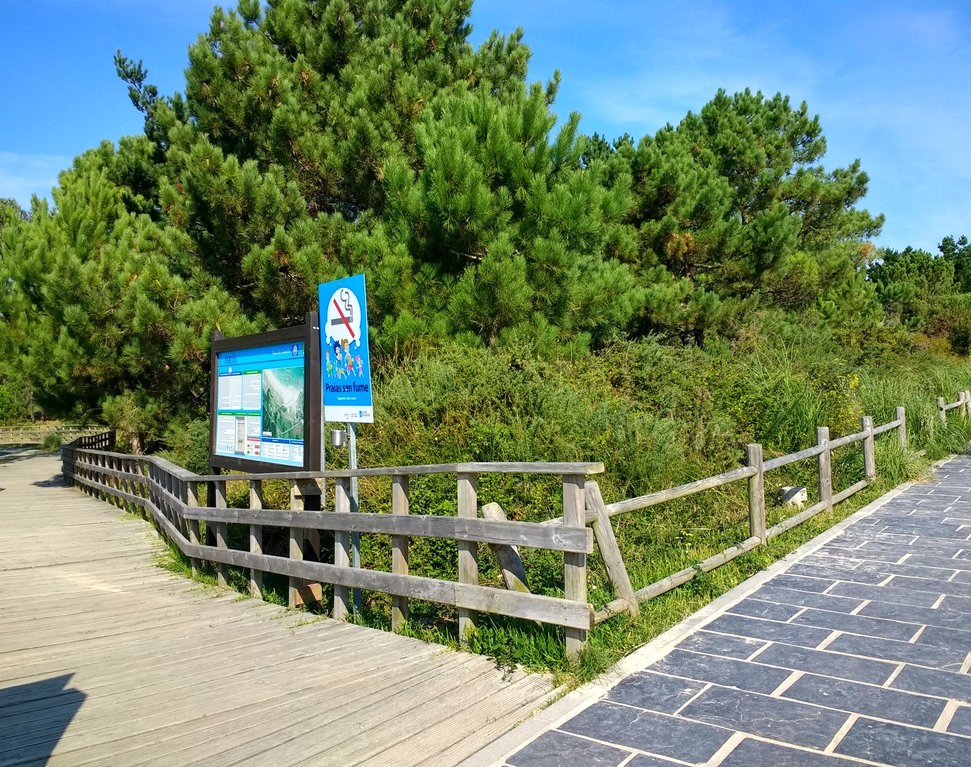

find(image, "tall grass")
[152,322,971,680]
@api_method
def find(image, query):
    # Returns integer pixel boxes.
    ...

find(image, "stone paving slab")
[466,455,971,767]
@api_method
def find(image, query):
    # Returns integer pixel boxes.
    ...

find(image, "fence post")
[457,472,478,643]
[896,406,907,450]
[563,473,588,660]
[586,481,638,615]
[391,474,410,632]
[817,427,832,510]
[862,416,876,482]
[938,397,947,425]
[249,480,263,599]
[186,480,201,578]
[964,390,971,419]
[333,477,351,621]
[746,443,766,541]
[289,480,322,608]
[214,479,229,588]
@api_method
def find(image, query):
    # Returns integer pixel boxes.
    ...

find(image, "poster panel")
[319,274,374,423]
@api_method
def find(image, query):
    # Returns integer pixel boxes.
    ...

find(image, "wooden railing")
[60,441,601,658]
[581,393,970,624]
[59,392,970,657]
[0,422,107,445]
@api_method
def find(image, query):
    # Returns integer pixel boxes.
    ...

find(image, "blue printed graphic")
[319,274,374,423]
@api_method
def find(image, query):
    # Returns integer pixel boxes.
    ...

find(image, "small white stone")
[782,485,808,508]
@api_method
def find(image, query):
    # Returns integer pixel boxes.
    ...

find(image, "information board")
[319,274,374,423]
[210,315,321,473]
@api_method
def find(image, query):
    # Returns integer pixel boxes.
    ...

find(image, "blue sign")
[213,342,306,467]
[319,274,374,422]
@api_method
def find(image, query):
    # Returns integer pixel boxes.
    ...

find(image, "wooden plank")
[601,465,757,518]
[180,506,592,553]
[178,542,592,630]
[585,482,636,615]
[333,477,350,621]
[818,426,833,510]
[765,499,829,539]
[192,461,604,483]
[214,480,229,588]
[481,502,530,594]
[862,415,876,481]
[762,443,824,471]
[391,474,409,632]
[747,443,766,541]
[563,473,587,658]
[249,480,263,598]
[457,472,478,641]
[829,429,868,450]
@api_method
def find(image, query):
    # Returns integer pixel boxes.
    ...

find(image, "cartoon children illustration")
[355,355,363,376]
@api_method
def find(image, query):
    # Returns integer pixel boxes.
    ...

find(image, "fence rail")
[0,422,107,445]
[61,437,601,657]
[59,392,970,655]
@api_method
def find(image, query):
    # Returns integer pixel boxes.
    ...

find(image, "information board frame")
[209,312,321,473]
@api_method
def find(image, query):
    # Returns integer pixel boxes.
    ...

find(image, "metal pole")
[348,421,362,616]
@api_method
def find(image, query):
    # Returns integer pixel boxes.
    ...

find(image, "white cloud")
[0,152,70,210]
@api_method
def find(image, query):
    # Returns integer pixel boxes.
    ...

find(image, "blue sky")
[2,0,968,254]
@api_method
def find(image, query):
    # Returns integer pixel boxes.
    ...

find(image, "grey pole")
[348,421,362,616]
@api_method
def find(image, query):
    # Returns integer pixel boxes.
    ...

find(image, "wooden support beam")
[586,482,637,615]
[391,475,410,632]
[457,472,478,643]
[563,474,587,660]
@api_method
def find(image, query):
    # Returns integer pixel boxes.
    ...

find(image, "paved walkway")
[0,451,556,767]
[473,456,971,767]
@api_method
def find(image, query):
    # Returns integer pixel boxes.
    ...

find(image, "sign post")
[319,275,374,616]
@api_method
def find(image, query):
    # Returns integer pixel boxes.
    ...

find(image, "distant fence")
[60,392,970,656]
[0,422,106,446]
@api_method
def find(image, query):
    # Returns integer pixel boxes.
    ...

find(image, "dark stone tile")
[916,624,971,652]
[753,643,896,685]
[625,756,684,767]
[560,702,731,764]
[787,563,887,583]
[727,598,803,622]
[785,673,946,728]
[718,737,863,766]
[507,730,630,767]
[892,665,971,703]
[751,584,865,613]
[853,559,963,581]
[606,672,706,714]
[836,717,970,767]
[882,574,971,598]
[941,594,971,613]
[946,705,971,736]
[703,614,834,648]
[679,685,848,749]
[677,630,767,660]
[951,571,971,585]
[649,649,791,694]
[769,574,836,593]
[791,607,921,642]
[900,554,968,573]
[861,600,971,631]
[826,633,966,671]
[828,580,943,608]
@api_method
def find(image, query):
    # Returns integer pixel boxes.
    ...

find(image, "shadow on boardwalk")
[0,675,85,766]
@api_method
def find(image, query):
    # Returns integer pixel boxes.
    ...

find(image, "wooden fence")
[0,422,106,445]
[60,392,971,656]
[60,435,600,658]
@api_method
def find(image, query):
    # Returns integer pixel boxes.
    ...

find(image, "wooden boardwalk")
[0,451,556,767]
